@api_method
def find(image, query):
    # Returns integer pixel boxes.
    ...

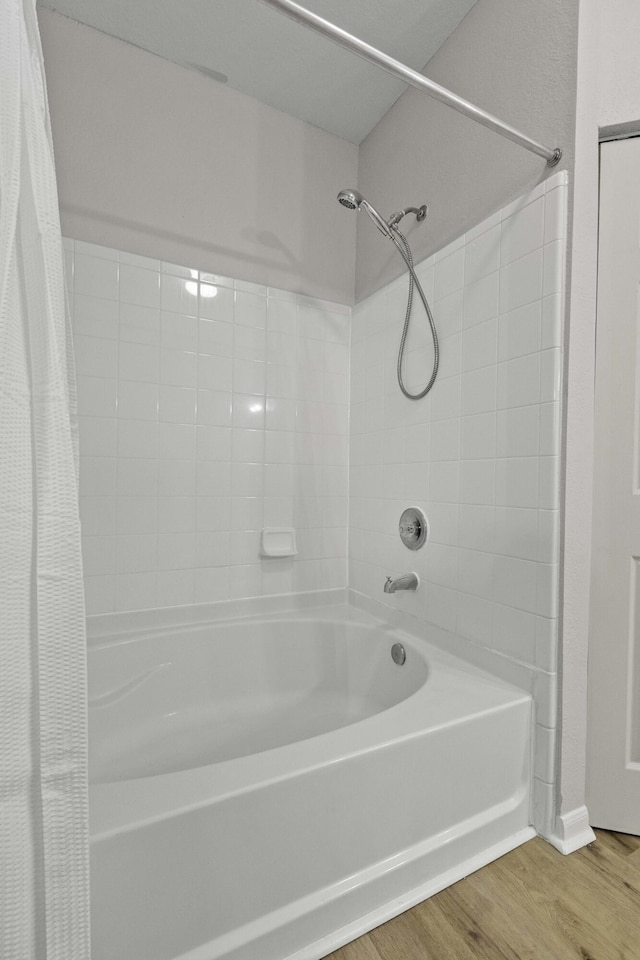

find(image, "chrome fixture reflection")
[337,188,439,400]
[384,572,419,594]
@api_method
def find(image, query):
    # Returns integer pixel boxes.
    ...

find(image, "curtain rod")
[258,0,562,166]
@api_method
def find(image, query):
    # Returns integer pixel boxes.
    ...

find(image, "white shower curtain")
[0,1,90,958]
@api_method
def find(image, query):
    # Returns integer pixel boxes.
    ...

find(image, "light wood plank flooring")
[325,830,640,960]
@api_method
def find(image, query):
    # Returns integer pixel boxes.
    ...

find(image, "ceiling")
[36,0,479,143]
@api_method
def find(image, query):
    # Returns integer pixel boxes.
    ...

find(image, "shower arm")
[258,0,562,166]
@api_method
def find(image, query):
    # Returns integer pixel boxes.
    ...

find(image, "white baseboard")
[547,805,596,855]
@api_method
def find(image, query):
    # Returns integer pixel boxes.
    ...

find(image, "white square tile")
[262,559,294,596]
[115,571,157,612]
[116,497,157,534]
[543,240,564,298]
[197,531,231,567]
[160,349,197,387]
[460,412,496,460]
[200,284,234,323]
[82,535,116,576]
[118,341,158,384]
[117,419,157,459]
[197,460,232,497]
[119,303,160,345]
[297,302,325,340]
[465,224,501,285]
[498,301,542,362]
[73,294,118,339]
[500,197,544,266]
[267,298,297,335]
[229,563,262,599]
[234,324,266,362]
[198,354,233,393]
[116,458,158,497]
[156,533,195,570]
[74,253,118,300]
[493,555,538,613]
[158,459,196,497]
[231,497,263,530]
[117,381,158,421]
[459,459,495,505]
[80,457,117,496]
[78,417,117,458]
[156,570,195,608]
[196,497,231,532]
[495,457,539,508]
[461,365,497,416]
[84,575,115,615]
[233,358,266,396]
[196,425,232,461]
[75,335,118,379]
[434,246,465,300]
[162,312,198,351]
[496,405,540,457]
[457,548,493,599]
[462,317,498,371]
[494,506,538,561]
[235,291,267,329]
[119,264,161,309]
[458,504,495,552]
[499,248,543,314]
[229,392,264,430]
[160,274,198,316]
[79,496,116,536]
[232,428,265,463]
[497,353,540,410]
[194,566,231,603]
[116,534,157,574]
[77,375,117,418]
[158,422,196,460]
[544,187,567,244]
[231,462,264,497]
[463,273,499,329]
[541,294,563,350]
[158,384,196,423]
[433,289,463,338]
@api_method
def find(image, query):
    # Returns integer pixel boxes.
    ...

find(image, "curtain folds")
[0,1,90,957]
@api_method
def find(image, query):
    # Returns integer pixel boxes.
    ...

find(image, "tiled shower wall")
[349,172,567,834]
[67,240,349,614]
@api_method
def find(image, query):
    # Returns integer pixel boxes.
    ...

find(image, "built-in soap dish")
[260,527,297,558]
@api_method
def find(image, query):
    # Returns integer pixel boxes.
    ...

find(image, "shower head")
[336,188,392,237]
[337,188,362,211]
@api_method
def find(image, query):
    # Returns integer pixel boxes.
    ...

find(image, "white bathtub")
[89,605,533,960]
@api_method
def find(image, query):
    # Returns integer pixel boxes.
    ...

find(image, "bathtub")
[89,604,533,960]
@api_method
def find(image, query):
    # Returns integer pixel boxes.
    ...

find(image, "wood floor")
[325,830,640,960]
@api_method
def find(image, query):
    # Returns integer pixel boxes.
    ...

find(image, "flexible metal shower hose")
[390,228,439,400]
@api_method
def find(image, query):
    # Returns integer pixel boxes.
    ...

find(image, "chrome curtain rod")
[258,0,562,166]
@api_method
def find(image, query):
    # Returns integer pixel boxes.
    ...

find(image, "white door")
[587,137,640,833]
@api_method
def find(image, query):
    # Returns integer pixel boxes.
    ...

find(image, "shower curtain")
[0,1,90,957]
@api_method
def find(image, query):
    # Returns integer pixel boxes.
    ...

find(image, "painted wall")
[355,0,578,301]
[560,0,640,838]
[38,10,358,305]
[597,0,640,132]
[68,239,349,615]
[349,175,567,837]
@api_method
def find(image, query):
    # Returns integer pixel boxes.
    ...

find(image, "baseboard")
[547,805,596,855]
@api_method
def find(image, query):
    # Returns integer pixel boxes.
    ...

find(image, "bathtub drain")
[391,643,406,666]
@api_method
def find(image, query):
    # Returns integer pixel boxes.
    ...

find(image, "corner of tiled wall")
[348,170,568,837]
[67,239,350,615]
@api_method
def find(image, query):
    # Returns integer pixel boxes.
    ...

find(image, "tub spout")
[384,572,419,594]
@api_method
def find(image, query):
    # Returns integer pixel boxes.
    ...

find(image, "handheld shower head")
[337,188,362,211]
[336,188,392,237]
